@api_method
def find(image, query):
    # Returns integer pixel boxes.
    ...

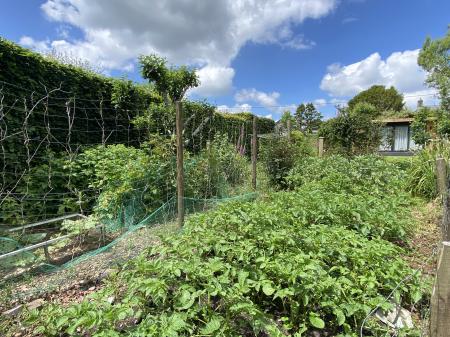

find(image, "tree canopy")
[347,85,404,113]
[418,27,450,110]
[139,54,199,104]
[294,103,322,133]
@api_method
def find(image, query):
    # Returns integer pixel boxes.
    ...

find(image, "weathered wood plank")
[430,242,450,337]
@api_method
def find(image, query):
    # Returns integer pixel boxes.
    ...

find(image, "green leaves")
[200,316,222,335]
[24,155,426,336]
[262,282,276,296]
[308,312,325,329]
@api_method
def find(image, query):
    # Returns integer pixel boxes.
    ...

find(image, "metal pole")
[176,101,184,228]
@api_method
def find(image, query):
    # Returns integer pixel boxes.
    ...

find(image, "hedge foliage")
[0,38,274,223]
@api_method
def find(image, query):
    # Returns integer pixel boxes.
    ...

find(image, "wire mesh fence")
[0,79,269,304]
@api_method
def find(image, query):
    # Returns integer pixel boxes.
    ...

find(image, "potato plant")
[25,156,426,336]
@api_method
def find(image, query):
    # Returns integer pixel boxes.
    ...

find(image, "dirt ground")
[404,200,442,276]
[0,222,177,314]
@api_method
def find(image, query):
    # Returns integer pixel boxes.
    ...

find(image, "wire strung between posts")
[360,245,439,337]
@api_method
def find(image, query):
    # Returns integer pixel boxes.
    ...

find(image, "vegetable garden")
[0,38,447,336]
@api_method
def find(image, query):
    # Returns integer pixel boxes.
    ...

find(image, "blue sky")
[0,0,449,120]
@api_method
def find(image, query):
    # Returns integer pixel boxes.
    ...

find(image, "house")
[378,117,436,155]
[379,118,417,154]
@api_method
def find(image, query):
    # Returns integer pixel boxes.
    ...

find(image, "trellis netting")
[0,39,272,298]
[61,192,258,270]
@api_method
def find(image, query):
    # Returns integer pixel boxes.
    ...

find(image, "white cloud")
[313,98,327,108]
[342,17,358,24]
[235,88,281,110]
[217,103,252,113]
[404,90,439,108]
[320,49,438,108]
[19,0,337,97]
[190,66,235,97]
[19,36,51,53]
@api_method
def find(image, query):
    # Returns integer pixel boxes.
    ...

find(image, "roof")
[377,117,414,123]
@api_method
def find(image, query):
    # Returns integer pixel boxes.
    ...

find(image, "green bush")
[68,143,175,221]
[319,108,382,156]
[185,133,250,198]
[260,131,314,189]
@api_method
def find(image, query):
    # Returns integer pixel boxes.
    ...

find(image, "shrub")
[319,108,382,156]
[260,131,314,189]
[70,143,175,220]
[185,133,250,199]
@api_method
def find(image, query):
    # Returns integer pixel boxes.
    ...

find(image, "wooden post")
[436,158,450,241]
[287,119,291,142]
[252,116,257,190]
[436,158,448,197]
[43,246,51,263]
[444,195,450,242]
[176,101,184,228]
[318,137,324,157]
[430,241,450,337]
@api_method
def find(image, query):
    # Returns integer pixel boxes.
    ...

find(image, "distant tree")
[280,110,296,131]
[294,103,322,133]
[348,85,404,113]
[349,102,378,119]
[418,27,450,110]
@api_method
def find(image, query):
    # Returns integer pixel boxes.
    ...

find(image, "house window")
[380,124,416,152]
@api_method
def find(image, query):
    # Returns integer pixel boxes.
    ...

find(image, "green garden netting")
[0,192,258,273]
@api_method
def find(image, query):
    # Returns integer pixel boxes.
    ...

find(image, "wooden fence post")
[287,119,291,142]
[436,158,448,197]
[318,137,324,158]
[430,241,450,337]
[176,101,184,228]
[436,158,450,241]
[252,116,257,190]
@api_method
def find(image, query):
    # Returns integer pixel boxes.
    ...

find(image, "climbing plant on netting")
[0,86,272,272]
[0,40,274,280]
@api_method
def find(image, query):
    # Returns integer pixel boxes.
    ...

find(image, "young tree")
[139,54,199,105]
[280,110,296,131]
[411,107,432,146]
[294,103,322,133]
[348,85,404,113]
[418,27,450,110]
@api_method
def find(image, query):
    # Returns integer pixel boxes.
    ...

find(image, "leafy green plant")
[26,202,425,336]
[25,156,426,336]
[406,138,450,199]
[61,215,99,236]
[260,131,315,189]
[287,155,407,198]
[319,107,382,156]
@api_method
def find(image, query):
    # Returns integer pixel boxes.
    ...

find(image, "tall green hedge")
[0,38,274,222]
